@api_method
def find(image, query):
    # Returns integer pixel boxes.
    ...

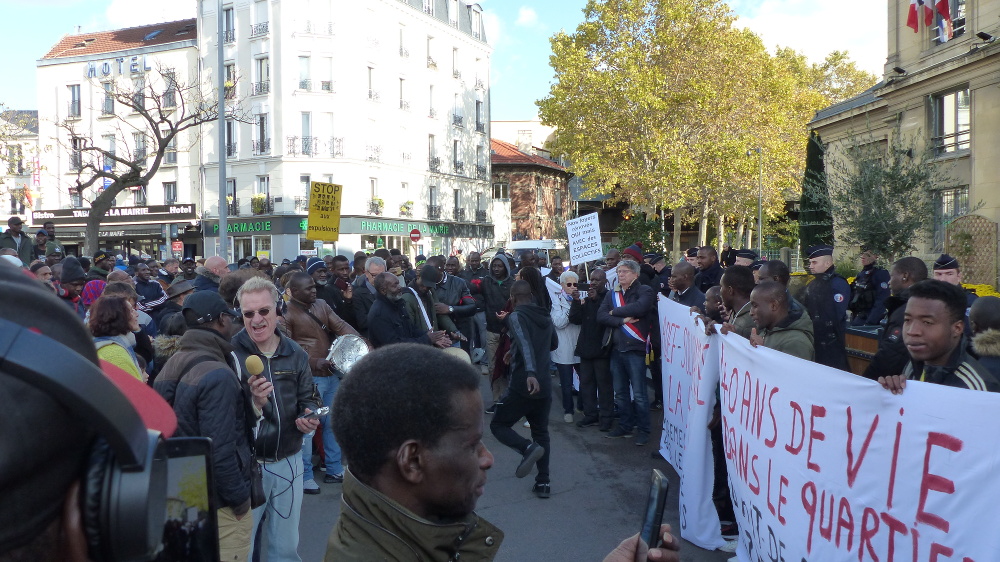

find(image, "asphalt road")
[294,371,733,562]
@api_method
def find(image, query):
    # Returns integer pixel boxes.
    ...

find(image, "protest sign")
[657,297,727,550]
[306,182,343,241]
[565,213,603,265]
[718,333,1000,561]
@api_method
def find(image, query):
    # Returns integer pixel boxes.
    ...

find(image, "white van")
[504,240,565,267]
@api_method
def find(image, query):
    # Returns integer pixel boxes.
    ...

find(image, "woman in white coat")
[551,270,582,423]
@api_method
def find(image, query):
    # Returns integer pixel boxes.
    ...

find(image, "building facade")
[198,0,493,261]
[33,19,203,258]
[490,138,572,242]
[811,0,1000,284]
[0,111,39,220]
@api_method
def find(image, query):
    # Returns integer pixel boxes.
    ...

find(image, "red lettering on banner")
[726,368,739,414]
[777,475,789,525]
[785,401,805,455]
[880,511,908,562]
[748,454,760,495]
[818,490,834,541]
[766,459,777,516]
[837,496,855,551]
[764,386,779,448]
[917,432,962,533]
[911,529,920,562]
[888,408,904,509]
[801,481,817,553]
[929,543,954,562]
[847,407,879,487]
[740,371,754,429]
[859,507,880,562]
[672,379,683,419]
[807,405,827,473]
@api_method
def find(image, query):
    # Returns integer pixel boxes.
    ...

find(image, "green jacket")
[325,470,504,561]
[0,229,32,266]
[760,303,815,361]
[401,285,458,334]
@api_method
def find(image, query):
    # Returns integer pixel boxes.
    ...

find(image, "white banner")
[565,213,603,265]
[658,298,726,550]
[718,333,1000,561]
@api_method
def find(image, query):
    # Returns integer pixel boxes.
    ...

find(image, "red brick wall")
[493,165,570,240]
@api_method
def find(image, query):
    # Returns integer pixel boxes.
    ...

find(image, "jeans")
[302,375,343,477]
[610,349,651,435]
[486,332,507,402]
[472,311,488,353]
[249,455,303,562]
[555,363,578,415]
[578,357,613,425]
[490,390,552,483]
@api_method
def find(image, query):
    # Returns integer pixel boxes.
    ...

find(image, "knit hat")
[60,256,87,283]
[622,243,644,263]
[306,257,327,275]
[80,280,107,307]
[934,254,959,270]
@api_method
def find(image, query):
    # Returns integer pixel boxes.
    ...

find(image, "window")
[256,175,269,195]
[133,132,147,162]
[367,66,377,100]
[472,9,482,39]
[226,178,236,198]
[301,112,312,155]
[493,182,509,200]
[68,84,81,117]
[428,84,435,117]
[399,78,407,109]
[163,129,177,164]
[933,186,969,251]
[399,28,408,57]
[320,57,333,92]
[452,48,460,78]
[475,100,484,132]
[253,58,270,95]
[934,0,966,44]
[255,113,269,154]
[423,0,433,16]
[429,185,438,206]
[453,139,462,170]
[163,181,177,204]
[70,191,83,208]
[225,120,237,157]
[931,87,970,155]
[102,135,116,170]
[426,36,436,67]
[449,0,459,26]
[300,175,311,192]
[536,184,544,213]
[70,137,85,170]
[6,146,23,175]
[102,83,114,115]
[370,178,378,198]
[555,190,563,214]
[133,185,147,206]
[298,56,311,90]
[132,79,145,110]
[224,64,236,99]
[8,190,24,215]
[428,134,436,158]
[162,69,177,107]
[223,7,235,43]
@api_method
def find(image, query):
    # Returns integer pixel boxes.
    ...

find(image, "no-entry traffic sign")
[410,228,421,243]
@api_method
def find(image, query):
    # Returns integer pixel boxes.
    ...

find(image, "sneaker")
[485,403,497,414]
[516,443,545,478]
[563,413,574,423]
[605,427,633,439]
[523,420,531,428]
[323,472,344,484]
[635,433,650,446]
[318,466,326,472]
[719,540,738,553]
[532,482,551,499]
[471,348,486,364]
[303,479,321,495]
[576,416,599,428]
[720,521,739,541]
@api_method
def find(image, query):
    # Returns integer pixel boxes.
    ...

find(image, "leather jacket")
[282,298,359,379]
[231,329,321,462]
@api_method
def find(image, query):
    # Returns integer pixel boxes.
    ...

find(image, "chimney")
[516,129,533,154]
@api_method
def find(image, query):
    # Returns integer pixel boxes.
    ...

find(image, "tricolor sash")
[612,289,646,343]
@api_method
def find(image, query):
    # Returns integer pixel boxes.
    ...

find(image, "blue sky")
[0,0,886,119]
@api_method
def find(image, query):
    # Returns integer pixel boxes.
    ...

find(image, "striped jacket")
[903,336,1000,392]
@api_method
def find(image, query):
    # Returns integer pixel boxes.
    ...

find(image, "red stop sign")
[410,229,421,243]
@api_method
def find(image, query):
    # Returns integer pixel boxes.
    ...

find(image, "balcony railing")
[294,196,309,212]
[101,99,114,115]
[223,29,235,43]
[931,130,970,156]
[453,69,462,79]
[251,81,270,96]
[453,161,464,174]
[475,209,488,223]
[253,139,271,155]
[475,78,485,89]
[427,204,441,220]
[226,143,238,157]
[475,122,486,133]
[251,195,273,215]
[368,199,383,215]
[320,80,333,92]
[452,114,463,127]
[287,136,319,156]
[429,107,437,118]
[224,85,236,99]
[302,20,333,35]
[135,147,147,161]
[476,165,489,180]
[368,89,380,102]
[399,100,410,111]
[68,101,81,118]
[330,137,344,157]
[250,22,269,37]
[428,156,441,172]
[226,197,240,216]
[427,56,437,68]
[102,154,115,171]
[454,208,466,221]
[366,145,382,163]
[399,46,409,58]
[298,79,312,91]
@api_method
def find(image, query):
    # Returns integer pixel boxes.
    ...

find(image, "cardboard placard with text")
[306,182,343,241]
[565,213,603,265]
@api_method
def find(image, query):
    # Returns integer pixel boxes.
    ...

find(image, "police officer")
[849,247,891,326]
[733,249,758,267]
[932,253,977,335]
[803,244,850,371]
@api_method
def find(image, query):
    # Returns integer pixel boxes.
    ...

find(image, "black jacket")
[570,288,611,359]
[668,286,706,314]
[193,272,220,293]
[862,293,909,380]
[367,293,432,348]
[972,329,1000,383]
[317,282,357,328]
[694,262,723,293]
[351,278,378,338]
[506,302,558,399]
[598,281,656,354]
[459,265,489,312]
[154,328,255,516]
[152,300,184,332]
[135,277,168,313]
[483,255,515,333]
[231,329,321,462]
[903,335,1000,392]
[433,274,477,317]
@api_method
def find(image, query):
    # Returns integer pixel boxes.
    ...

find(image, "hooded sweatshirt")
[759,304,815,361]
[483,254,514,333]
[506,301,557,399]
[972,329,1000,382]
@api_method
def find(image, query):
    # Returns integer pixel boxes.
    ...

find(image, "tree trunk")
[697,201,709,246]
[671,207,683,262]
[735,219,745,249]
[716,214,725,248]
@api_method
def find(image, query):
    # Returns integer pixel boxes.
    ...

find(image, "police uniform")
[849,261,891,326]
[803,245,850,371]
[933,254,977,336]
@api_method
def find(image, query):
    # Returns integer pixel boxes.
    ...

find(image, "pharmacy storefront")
[202,216,309,261]
[335,217,495,260]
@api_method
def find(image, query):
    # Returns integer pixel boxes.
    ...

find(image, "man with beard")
[87,250,114,282]
[569,268,614,431]
[694,246,724,293]
[31,229,48,261]
[283,271,361,490]
[194,256,229,293]
[367,271,449,349]
[134,262,168,315]
[430,256,476,351]
[307,257,355,327]
[459,251,489,362]
[178,257,198,281]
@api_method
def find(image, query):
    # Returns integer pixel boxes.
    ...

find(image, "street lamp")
[747,147,763,254]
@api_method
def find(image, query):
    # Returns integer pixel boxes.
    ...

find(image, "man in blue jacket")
[598,259,656,446]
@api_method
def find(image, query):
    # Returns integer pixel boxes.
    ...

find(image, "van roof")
[506,240,558,249]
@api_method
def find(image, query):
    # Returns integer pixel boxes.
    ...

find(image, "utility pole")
[217,0,229,260]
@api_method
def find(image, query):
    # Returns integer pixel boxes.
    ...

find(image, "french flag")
[936,0,954,42]
[907,0,919,32]
[920,0,934,26]
[907,0,935,32]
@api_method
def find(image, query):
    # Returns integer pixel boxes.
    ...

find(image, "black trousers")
[577,357,613,427]
[490,389,552,483]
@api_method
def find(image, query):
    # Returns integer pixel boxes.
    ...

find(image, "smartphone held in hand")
[635,469,669,561]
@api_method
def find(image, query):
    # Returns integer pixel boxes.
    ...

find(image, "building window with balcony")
[132,79,144,111]
[163,130,177,164]
[472,8,482,40]
[492,182,509,200]
[933,0,965,45]
[133,132,147,163]
[399,28,409,58]
[298,56,311,90]
[931,87,970,156]
[428,185,440,219]
[68,84,81,118]
[453,140,463,173]
[253,57,270,95]
[9,189,25,215]
[6,146,23,175]
[223,8,235,43]
[428,134,439,171]
[426,36,436,67]
[69,137,85,171]
[102,135,116,171]
[254,113,270,154]
[132,185,147,206]
[225,120,237,157]
[932,186,969,251]
[300,175,311,195]
[452,93,463,127]
[300,112,313,155]
[453,190,465,221]
[162,70,177,108]
[475,100,485,132]
[163,181,177,204]
[70,190,83,208]
[224,64,236,99]
[102,83,114,115]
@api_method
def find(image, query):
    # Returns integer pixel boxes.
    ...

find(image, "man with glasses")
[351,256,386,339]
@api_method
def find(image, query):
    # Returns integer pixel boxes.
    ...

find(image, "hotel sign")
[32,204,197,226]
[84,55,154,78]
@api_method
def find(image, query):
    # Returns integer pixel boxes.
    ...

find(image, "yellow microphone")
[245,355,264,379]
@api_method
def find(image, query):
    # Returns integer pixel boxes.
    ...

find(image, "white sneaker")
[303,479,320,495]
[523,420,531,428]
[719,539,738,553]
[563,413,574,423]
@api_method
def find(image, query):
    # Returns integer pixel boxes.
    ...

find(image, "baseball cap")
[181,256,196,264]
[419,264,439,288]
[35,229,48,237]
[182,290,237,325]
[93,250,111,263]
[7,216,22,226]
[44,241,63,256]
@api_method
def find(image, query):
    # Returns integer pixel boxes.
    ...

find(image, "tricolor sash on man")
[613,288,647,344]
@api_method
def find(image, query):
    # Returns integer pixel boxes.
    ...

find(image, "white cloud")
[734,0,887,77]
[104,0,196,29]
[515,6,539,27]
